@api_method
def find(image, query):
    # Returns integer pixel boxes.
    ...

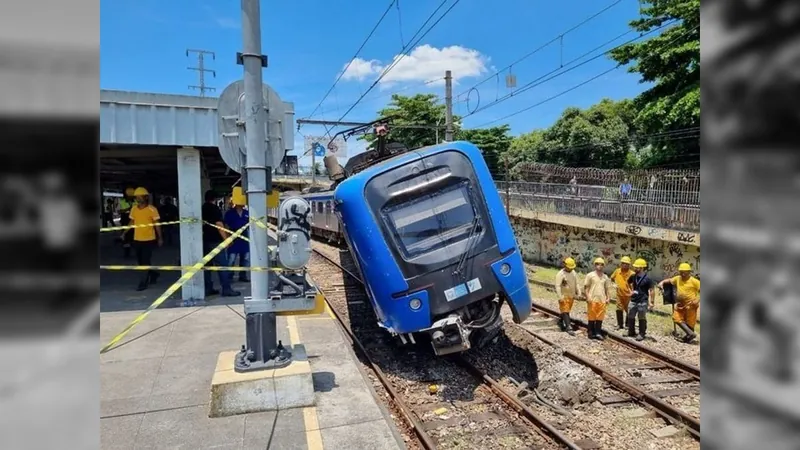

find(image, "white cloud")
[340,45,488,87]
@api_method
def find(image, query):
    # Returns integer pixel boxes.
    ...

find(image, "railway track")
[517,305,701,439]
[307,241,701,448]
[309,244,578,450]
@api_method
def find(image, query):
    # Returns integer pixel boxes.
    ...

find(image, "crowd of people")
[554,256,700,344]
[109,186,251,296]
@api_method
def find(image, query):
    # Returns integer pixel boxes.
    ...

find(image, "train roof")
[337,141,482,191]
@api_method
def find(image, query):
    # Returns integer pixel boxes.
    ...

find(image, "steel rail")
[312,247,580,449]
[531,303,700,379]
[517,324,700,439]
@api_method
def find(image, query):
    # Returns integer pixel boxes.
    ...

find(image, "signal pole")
[236,0,288,371]
[186,49,217,97]
[444,70,454,142]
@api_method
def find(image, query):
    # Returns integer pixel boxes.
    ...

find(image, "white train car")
[268,190,342,244]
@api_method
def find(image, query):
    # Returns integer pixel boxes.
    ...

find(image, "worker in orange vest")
[610,256,634,330]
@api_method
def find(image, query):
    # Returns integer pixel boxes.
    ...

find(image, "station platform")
[100,235,406,449]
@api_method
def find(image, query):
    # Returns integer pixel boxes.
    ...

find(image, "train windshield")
[384,184,476,258]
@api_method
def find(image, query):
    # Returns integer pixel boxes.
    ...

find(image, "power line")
[303,0,397,123]
[334,0,461,124]
[455,0,624,99]
[305,77,444,120]
[470,22,698,126]
[465,21,678,120]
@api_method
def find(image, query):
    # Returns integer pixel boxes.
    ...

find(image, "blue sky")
[101,0,651,163]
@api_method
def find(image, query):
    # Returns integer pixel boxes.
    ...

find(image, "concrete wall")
[510,215,701,280]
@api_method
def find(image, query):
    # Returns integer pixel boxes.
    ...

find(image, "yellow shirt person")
[130,205,161,242]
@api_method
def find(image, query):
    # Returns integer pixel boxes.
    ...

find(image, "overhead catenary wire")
[455,0,625,98]
[333,0,461,125]
[470,23,699,127]
[302,0,397,125]
[465,20,682,121]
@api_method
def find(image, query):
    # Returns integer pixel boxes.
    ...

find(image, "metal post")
[311,150,316,186]
[444,70,453,142]
[234,0,289,372]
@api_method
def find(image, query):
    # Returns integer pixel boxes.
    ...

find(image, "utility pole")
[186,49,217,97]
[236,0,288,371]
[444,70,454,142]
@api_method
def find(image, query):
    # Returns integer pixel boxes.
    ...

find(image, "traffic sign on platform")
[217,80,287,173]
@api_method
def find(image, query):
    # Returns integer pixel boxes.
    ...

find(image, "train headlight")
[409,298,422,311]
[500,263,511,276]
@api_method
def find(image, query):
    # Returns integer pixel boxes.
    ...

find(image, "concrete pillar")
[177,147,205,301]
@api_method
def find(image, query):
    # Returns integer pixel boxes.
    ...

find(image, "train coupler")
[424,316,472,356]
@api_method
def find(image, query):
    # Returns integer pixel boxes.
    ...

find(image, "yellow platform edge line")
[291,314,323,449]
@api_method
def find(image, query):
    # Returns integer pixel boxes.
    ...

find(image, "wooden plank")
[618,362,668,370]
[649,386,701,398]
[469,412,505,423]
[598,394,633,405]
[630,374,695,385]
[421,417,462,431]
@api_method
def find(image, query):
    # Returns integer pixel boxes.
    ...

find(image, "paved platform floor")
[101,235,405,449]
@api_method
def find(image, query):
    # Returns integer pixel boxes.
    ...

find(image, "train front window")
[384,184,476,258]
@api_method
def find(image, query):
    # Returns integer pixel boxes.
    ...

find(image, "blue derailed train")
[270,126,531,355]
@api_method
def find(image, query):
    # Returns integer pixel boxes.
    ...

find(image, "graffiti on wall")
[511,218,701,279]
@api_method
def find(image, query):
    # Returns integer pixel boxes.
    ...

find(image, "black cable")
[303,0,397,123]
[334,0,461,124]
[464,21,678,120]
[470,23,698,125]
[455,0,625,98]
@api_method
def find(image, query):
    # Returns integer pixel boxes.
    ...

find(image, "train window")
[317,201,323,214]
[325,201,332,212]
[384,184,476,258]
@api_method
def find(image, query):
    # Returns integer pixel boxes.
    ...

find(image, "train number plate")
[444,284,469,302]
[444,278,482,302]
[466,277,482,293]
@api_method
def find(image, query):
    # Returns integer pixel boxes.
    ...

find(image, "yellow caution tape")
[100,218,197,232]
[100,265,281,272]
[100,222,250,354]
[202,221,251,242]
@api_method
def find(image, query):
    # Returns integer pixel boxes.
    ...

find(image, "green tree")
[456,125,513,178]
[360,94,460,150]
[608,0,700,166]
[504,129,546,179]
[536,99,633,168]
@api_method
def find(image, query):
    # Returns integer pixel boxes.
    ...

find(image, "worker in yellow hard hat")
[610,256,634,331]
[224,187,250,283]
[555,257,578,336]
[583,257,612,340]
[120,187,163,291]
[626,258,655,341]
[119,187,135,258]
[659,262,700,343]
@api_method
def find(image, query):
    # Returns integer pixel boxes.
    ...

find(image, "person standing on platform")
[158,197,179,246]
[555,257,578,336]
[626,259,655,341]
[102,198,114,228]
[584,257,612,340]
[120,187,162,291]
[119,187,134,258]
[659,263,700,343]
[610,256,634,330]
[202,190,240,297]
[224,187,250,283]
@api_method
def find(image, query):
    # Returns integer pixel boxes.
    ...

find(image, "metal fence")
[497,181,700,232]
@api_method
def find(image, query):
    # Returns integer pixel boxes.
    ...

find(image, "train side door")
[324,200,332,229]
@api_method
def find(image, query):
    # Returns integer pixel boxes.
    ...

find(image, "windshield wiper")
[454,215,482,277]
